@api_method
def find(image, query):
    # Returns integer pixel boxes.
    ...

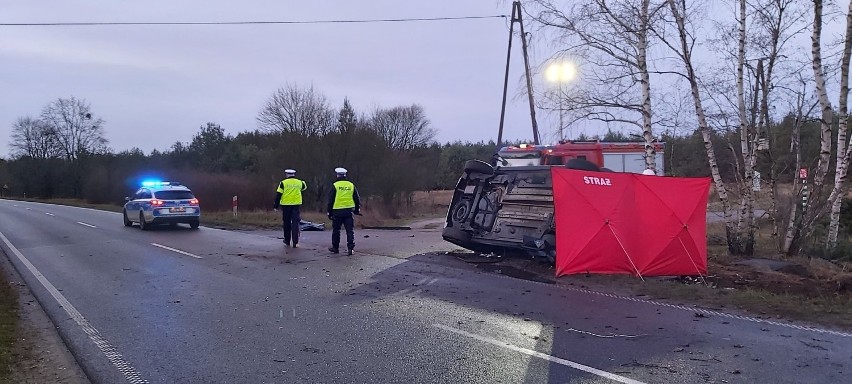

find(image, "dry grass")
[706,183,794,212]
[203,190,453,229]
[202,209,331,230]
[7,192,455,229]
[632,279,852,329]
[689,219,852,328]
[0,278,17,381]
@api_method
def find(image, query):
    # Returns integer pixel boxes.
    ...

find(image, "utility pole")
[497,1,540,147]
[559,83,564,141]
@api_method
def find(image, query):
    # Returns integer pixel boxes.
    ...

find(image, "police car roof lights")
[141,180,182,187]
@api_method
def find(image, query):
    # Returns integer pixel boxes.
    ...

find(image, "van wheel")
[123,210,132,227]
[451,201,472,223]
[139,212,148,230]
[464,160,494,175]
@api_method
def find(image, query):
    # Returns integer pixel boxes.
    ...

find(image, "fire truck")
[496,141,665,175]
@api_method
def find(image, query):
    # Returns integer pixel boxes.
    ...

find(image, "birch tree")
[659,0,741,253]
[734,0,758,254]
[825,0,852,249]
[810,0,834,196]
[531,0,665,171]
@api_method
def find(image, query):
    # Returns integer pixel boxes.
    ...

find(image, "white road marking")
[13,204,18,207]
[434,324,646,384]
[0,231,149,384]
[389,277,440,298]
[26,208,31,210]
[76,222,97,228]
[151,243,202,259]
[45,212,54,216]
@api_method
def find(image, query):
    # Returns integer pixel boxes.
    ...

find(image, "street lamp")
[545,61,577,141]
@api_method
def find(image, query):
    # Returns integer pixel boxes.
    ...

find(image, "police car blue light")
[123,181,201,230]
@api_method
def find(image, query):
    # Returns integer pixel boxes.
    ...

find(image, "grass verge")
[0,278,17,382]
[633,274,852,329]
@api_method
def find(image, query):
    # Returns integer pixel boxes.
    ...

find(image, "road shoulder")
[0,249,90,384]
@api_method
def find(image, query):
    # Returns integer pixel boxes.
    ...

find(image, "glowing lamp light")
[545,61,577,83]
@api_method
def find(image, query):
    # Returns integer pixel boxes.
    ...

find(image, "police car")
[123,181,201,230]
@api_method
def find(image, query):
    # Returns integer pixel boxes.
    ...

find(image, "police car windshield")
[154,190,195,200]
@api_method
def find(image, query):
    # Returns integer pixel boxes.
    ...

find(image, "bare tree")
[256,83,336,136]
[368,104,436,151]
[749,0,810,246]
[9,116,60,159]
[531,0,665,170]
[782,73,820,254]
[40,97,108,161]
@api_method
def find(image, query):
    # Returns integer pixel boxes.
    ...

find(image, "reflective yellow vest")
[332,180,356,209]
[277,178,307,205]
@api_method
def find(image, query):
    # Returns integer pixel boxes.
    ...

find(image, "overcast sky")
[0,0,567,158]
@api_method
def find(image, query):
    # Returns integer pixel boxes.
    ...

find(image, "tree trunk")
[640,0,656,172]
[826,0,852,249]
[782,84,806,255]
[735,0,755,255]
[666,0,736,252]
[811,0,833,194]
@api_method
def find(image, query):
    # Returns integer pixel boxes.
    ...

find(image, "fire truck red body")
[497,141,665,174]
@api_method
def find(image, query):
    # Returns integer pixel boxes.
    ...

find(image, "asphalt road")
[1,199,850,384]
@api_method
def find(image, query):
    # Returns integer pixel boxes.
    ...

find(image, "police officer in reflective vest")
[274,169,307,247]
[327,167,361,255]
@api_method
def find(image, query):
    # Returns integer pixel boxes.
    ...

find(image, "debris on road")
[362,226,411,230]
[299,220,325,231]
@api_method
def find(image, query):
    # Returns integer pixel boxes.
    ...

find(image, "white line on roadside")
[0,231,149,384]
[44,212,54,216]
[434,324,646,384]
[76,222,97,228]
[151,243,202,259]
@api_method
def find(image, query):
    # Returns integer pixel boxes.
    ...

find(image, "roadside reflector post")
[232,195,238,217]
[799,168,808,210]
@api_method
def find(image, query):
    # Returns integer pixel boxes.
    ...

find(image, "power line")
[0,15,507,27]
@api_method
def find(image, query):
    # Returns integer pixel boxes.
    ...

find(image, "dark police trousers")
[281,205,301,245]
[331,210,355,250]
